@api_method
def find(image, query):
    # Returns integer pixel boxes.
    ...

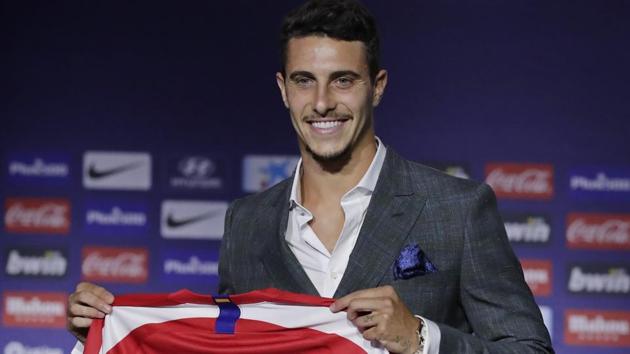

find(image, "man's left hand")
[330,285,421,354]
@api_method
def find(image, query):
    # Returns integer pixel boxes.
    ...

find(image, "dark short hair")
[280,0,380,82]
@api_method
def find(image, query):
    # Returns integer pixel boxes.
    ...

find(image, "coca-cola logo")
[566,213,630,250]
[82,247,148,283]
[2,292,67,328]
[520,259,552,297]
[4,198,70,234]
[565,310,630,346]
[485,163,554,199]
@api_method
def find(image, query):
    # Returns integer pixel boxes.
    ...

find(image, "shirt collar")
[289,137,387,205]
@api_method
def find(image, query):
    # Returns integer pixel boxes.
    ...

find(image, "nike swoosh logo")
[88,161,145,179]
[166,210,223,228]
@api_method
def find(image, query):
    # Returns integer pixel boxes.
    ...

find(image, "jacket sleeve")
[436,183,554,353]
[218,199,238,295]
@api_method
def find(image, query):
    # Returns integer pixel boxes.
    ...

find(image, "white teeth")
[311,121,342,129]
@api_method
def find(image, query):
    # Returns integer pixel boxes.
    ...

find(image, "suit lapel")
[334,150,427,298]
[257,179,319,296]
[255,149,428,298]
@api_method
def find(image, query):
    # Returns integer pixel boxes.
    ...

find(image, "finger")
[71,290,111,312]
[71,290,113,314]
[93,286,115,304]
[70,316,94,329]
[76,282,115,304]
[361,327,402,351]
[331,286,396,312]
[346,297,391,320]
[69,302,106,319]
[354,312,381,331]
[361,320,415,354]
[361,325,383,342]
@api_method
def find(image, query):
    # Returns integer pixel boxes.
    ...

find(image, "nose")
[313,84,335,116]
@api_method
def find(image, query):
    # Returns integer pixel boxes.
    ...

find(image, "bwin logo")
[504,216,551,243]
[5,249,67,277]
[568,266,630,294]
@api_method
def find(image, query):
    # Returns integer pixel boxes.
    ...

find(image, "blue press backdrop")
[1,1,629,353]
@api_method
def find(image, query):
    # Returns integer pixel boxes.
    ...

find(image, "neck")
[299,134,377,205]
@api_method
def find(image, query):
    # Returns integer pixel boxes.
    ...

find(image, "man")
[67,0,553,353]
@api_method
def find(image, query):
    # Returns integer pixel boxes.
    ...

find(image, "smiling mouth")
[307,118,350,134]
[311,120,343,129]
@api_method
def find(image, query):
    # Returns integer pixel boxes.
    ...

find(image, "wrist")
[410,316,425,354]
[402,316,424,354]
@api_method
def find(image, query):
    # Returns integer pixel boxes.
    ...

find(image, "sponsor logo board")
[568,264,629,295]
[503,214,551,244]
[161,249,219,282]
[569,166,630,201]
[167,156,225,191]
[2,292,67,328]
[83,151,151,190]
[485,163,554,199]
[161,200,227,240]
[565,310,630,347]
[566,213,630,250]
[4,247,68,278]
[4,198,70,235]
[2,341,63,354]
[520,260,552,297]
[242,155,299,193]
[6,153,70,186]
[83,199,148,236]
[81,246,148,283]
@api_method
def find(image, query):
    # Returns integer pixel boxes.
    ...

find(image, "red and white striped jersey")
[84,288,387,354]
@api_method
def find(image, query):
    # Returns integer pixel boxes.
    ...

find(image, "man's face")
[276,36,386,161]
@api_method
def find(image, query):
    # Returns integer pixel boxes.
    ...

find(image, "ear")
[276,72,289,108]
[372,69,388,107]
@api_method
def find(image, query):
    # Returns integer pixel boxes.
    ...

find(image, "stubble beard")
[298,109,355,166]
[306,140,353,163]
[303,119,370,172]
[297,108,372,172]
[304,140,353,173]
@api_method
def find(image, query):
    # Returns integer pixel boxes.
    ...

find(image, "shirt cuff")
[70,341,84,354]
[414,315,441,354]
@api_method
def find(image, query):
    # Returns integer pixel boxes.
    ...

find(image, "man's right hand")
[67,282,115,343]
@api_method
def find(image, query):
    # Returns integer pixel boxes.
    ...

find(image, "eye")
[334,76,354,88]
[293,76,314,88]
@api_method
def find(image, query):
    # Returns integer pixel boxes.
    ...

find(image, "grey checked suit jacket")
[219,148,553,353]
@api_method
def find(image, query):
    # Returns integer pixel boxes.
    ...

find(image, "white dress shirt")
[285,138,440,354]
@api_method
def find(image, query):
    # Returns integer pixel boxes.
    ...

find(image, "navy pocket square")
[393,244,438,280]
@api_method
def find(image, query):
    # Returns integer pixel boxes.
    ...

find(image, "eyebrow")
[288,71,315,81]
[288,70,361,81]
[329,71,361,80]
